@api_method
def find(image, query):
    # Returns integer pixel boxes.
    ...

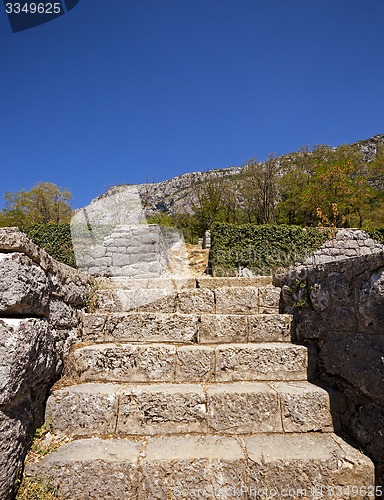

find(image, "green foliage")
[0,182,73,226]
[277,144,384,228]
[21,224,76,268]
[210,222,331,275]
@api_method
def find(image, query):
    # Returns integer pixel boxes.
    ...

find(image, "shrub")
[21,224,76,268]
[210,222,331,275]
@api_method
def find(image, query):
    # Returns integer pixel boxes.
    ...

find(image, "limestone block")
[112,253,132,267]
[215,343,307,382]
[0,319,56,404]
[358,267,384,332]
[207,382,282,433]
[48,300,79,328]
[258,285,280,313]
[117,384,207,435]
[96,277,196,290]
[139,435,247,500]
[199,314,248,343]
[82,312,199,343]
[135,289,177,313]
[248,314,292,342]
[196,276,272,288]
[93,256,112,267]
[272,382,333,432]
[69,344,177,383]
[94,289,136,312]
[45,383,119,437]
[246,433,374,493]
[0,397,33,500]
[89,245,106,258]
[177,288,215,313]
[176,346,215,382]
[215,287,259,314]
[0,228,91,304]
[321,332,384,405]
[27,438,140,500]
[0,252,49,315]
[326,306,357,332]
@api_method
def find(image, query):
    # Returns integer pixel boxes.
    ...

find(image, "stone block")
[117,384,207,435]
[258,285,280,313]
[27,438,140,500]
[177,288,215,313]
[215,287,259,314]
[199,314,248,343]
[0,396,33,500]
[69,344,177,383]
[140,435,247,499]
[0,319,56,404]
[272,381,333,432]
[94,289,136,312]
[207,382,282,433]
[176,346,215,382]
[45,383,119,437]
[82,312,199,343]
[135,289,177,313]
[246,433,375,493]
[215,343,307,382]
[0,252,49,316]
[248,314,292,342]
[196,276,272,288]
[48,300,79,328]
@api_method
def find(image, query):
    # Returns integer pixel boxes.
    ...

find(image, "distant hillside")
[92,134,384,218]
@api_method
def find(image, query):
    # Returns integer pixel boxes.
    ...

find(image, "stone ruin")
[70,185,191,278]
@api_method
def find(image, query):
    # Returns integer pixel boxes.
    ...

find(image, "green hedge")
[21,224,76,268]
[210,223,331,275]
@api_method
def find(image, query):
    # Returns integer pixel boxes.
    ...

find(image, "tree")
[300,157,376,228]
[240,155,280,224]
[277,147,313,225]
[0,182,73,226]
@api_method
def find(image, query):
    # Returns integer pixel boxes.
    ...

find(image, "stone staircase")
[27,277,375,499]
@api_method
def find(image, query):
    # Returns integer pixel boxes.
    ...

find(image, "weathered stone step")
[94,284,280,314]
[83,312,292,344]
[45,380,330,437]
[96,275,273,290]
[26,433,374,499]
[68,342,305,383]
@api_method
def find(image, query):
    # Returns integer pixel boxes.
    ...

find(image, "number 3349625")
[5,3,62,14]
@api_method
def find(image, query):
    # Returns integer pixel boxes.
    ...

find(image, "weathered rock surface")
[20,260,379,495]
[0,253,49,315]
[26,433,375,499]
[0,228,91,500]
[0,319,56,405]
[276,247,384,485]
[67,341,304,384]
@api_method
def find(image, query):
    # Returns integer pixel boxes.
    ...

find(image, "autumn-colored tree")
[301,158,376,228]
[0,182,73,226]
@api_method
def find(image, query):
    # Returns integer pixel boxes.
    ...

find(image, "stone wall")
[0,228,91,500]
[275,230,384,487]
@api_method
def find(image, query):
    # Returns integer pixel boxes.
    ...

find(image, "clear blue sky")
[1,0,384,209]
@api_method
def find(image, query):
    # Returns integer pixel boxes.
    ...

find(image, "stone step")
[96,275,273,290]
[68,342,305,383]
[45,380,330,437]
[26,433,374,499]
[83,312,292,344]
[94,284,280,314]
